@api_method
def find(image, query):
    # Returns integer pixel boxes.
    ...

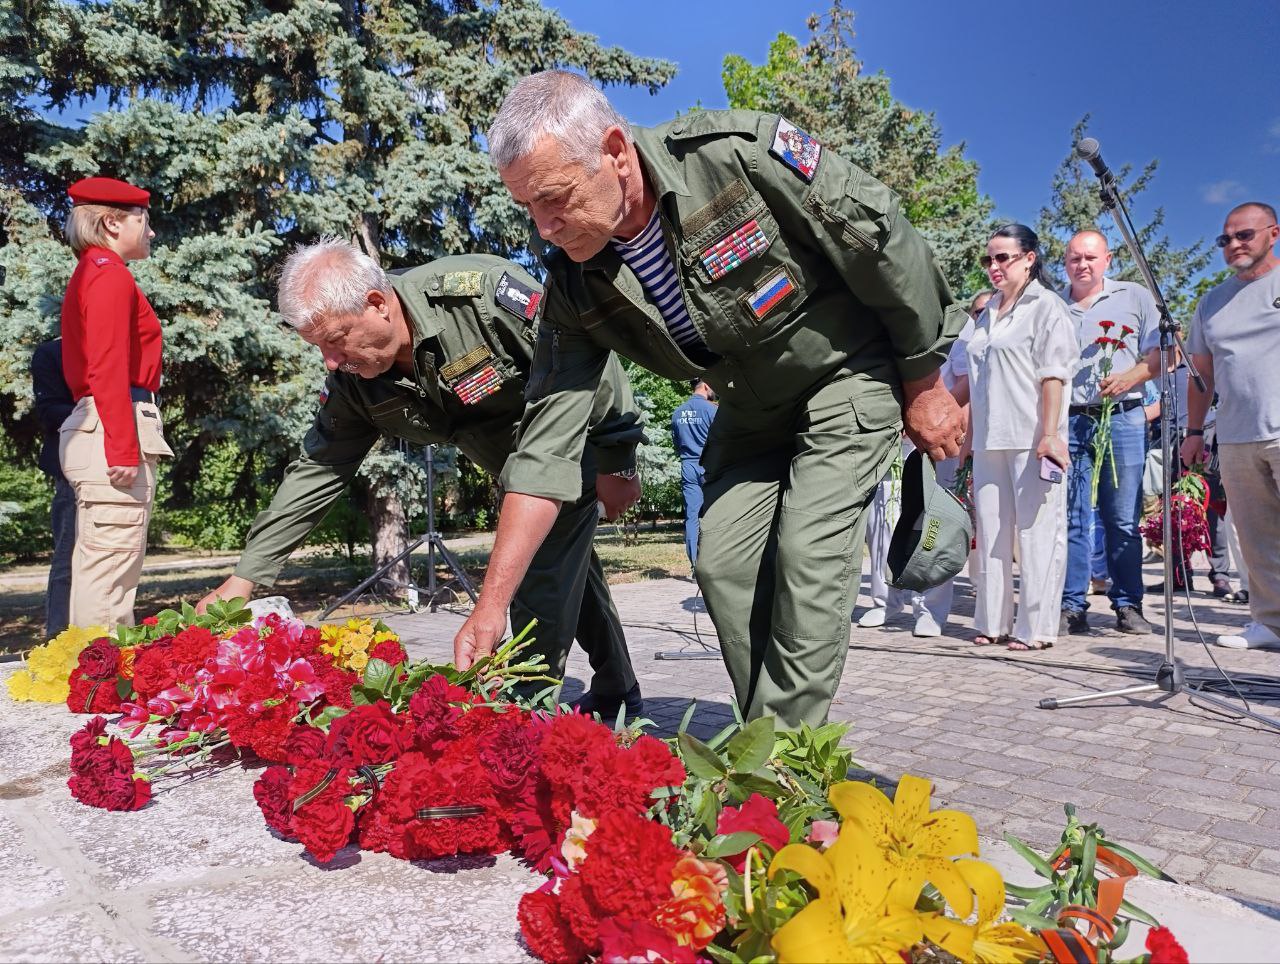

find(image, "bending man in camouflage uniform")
[454,71,967,728]
[198,238,646,717]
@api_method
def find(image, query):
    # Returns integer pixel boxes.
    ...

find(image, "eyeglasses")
[979,251,1026,269]
[1215,225,1276,248]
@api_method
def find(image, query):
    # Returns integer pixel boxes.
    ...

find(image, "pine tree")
[0,0,674,581]
[1036,116,1213,320]
[721,2,994,297]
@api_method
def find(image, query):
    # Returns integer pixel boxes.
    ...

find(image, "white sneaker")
[1216,622,1280,650]
[913,612,943,637]
[857,607,896,628]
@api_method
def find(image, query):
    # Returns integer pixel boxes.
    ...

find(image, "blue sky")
[549,0,1279,264]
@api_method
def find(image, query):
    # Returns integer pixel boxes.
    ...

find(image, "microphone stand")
[1038,150,1279,731]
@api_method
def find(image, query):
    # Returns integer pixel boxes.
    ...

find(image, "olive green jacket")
[235,254,642,587]
[500,109,967,502]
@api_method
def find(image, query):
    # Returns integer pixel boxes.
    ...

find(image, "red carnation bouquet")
[1141,468,1210,578]
[1089,320,1138,506]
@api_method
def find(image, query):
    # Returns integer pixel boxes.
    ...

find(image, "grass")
[0,524,689,653]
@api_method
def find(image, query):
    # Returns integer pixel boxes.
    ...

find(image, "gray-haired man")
[452,70,966,727]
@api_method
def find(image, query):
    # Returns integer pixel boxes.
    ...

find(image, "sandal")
[973,634,1004,646]
[1007,639,1053,651]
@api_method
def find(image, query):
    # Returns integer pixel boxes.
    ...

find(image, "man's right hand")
[453,603,509,670]
[106,464,138,488]
[1180,434,1205,469]
[197,575,256,614]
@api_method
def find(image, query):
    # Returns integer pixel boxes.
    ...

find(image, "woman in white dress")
[952,224,1077,651]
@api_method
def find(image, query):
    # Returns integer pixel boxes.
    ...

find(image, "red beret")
[67,177,150,208]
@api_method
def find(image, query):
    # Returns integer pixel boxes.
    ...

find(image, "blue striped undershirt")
[611,209,708,353]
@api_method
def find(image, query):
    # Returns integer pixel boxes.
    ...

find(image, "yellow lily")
[769,829,924,963]
[830,774,979,918]
[921,859,1046,963]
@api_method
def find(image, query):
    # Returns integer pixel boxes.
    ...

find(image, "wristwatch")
[1186,428,1204,437]
[609,468,639,481]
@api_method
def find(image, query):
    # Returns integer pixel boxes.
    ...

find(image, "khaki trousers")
[1217,439,1280,633]
[59,397,172,630]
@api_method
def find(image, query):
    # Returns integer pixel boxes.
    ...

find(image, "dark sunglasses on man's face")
[1215,225,1276,248]
[979,251,1025,268]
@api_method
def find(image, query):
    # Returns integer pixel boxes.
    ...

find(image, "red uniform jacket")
[60,246,163,466]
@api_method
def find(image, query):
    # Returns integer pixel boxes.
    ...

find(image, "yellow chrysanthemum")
[4,624,107,703]
[830,774,979,918]
[769,828,925,963]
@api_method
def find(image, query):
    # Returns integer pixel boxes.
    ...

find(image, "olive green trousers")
[696,373,900,728]
[511,487,636,701]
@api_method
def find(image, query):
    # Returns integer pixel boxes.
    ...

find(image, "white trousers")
[972,449,1067,644]
[860,460,960,626]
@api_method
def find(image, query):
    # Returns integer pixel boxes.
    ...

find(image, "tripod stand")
[319,444,478,619]
[1039,139,1279,732]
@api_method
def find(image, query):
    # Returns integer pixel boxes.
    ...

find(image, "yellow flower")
[347,649,369,673]
[769,827,924,963]
[922,859,1045,963]
[830,774,979,918]
[4,624,106,703]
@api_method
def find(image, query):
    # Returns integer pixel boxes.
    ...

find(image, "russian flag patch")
[744,267,797,322]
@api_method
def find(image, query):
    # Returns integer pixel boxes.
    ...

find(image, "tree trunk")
[366,485,409,599]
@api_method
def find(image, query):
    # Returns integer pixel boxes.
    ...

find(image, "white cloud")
[1202,179,1248,205]
[1267,119,1280,152]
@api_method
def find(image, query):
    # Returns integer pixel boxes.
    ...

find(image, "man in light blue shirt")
[1058,231,1162,637]
[671,379,717,565]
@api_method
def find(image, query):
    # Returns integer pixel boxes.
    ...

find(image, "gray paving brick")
[1211,819,1280,848]
[1146,826,1214,856]
[1203,864,1280,903]
[1249,848,1280,877]
[1143,754,1211,776]
[949,785,1024,811]
[1152,807,1214,832]
[1162,853,1209,882]
[1151,788,1261,821]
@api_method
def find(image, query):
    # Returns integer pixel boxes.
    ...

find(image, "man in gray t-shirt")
[1182,201,1280,649]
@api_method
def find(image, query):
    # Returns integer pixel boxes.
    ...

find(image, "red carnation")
[408,675,469,753]
[477,709,540,798]
[253,765,297,839]
[518,889,589,964]
[1098,319,1115,329]
[327,701,410,766]
[1146,926,1189,964]
[141,616,159,626]
[130,642,179,700]
[289,760,356,863]
[557,873,603,950]
[579,810,681,917]
[67,718,151,811]
[224,698,297,762]
[283,724,329,765]
[384,745,502,860]
[1121,324,1136,336]
[369,639,407,666]
[77,638,120,680]
[66,669,124,714]
[598,917,696,963]
[715,793,790,871]
[170,625,217,668]
[310,652,359,709]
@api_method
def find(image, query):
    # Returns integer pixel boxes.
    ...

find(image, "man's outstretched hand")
[453,603,509,671]
[196,575,255,614]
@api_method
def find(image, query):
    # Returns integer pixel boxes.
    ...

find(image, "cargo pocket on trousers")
[850,388,903,494]
[135,404,175,459]
[83,501,148,552]
[59,404,101,475]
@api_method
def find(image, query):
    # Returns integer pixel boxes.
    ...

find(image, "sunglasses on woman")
[1215,225,1276,248]
[979,251,1026,268]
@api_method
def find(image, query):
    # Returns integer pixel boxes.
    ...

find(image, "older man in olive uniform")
[198,238,646,715]
[454,71,966,728]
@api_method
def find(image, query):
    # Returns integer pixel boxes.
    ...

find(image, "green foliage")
[1003,803,1169,954]
[0,444,52,562]
[111,596,253,647]
[722,3,994,297]
[2,0,676,547]
[1035,116,1213,319]
[626,361,690,518]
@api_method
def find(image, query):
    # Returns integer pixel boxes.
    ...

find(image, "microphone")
[1075,137,1111,181]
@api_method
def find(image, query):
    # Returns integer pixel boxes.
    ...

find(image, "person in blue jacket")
[30,338,77,637]
[671,378,718,567]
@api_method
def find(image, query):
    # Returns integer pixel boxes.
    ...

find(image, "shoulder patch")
[318,376,331,407]
[440,271,484,297]
[94,257,111,266]
[494,272,542,321]
[770,117,821,183]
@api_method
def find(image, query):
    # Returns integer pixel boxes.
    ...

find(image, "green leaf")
[702,831,762,859]
[1004,882,1052,901]
[677,700,698,734]
[1119,898,1160,927]
[1103,841,1173,881]
[1104,919,1131,952]
[1079,832,1098,886]
[678,732,728,780]
[726,716,775,774]
[308,705,349,728]
[707,721,738,750]
[694,785,722,834]
[1007,907,1057,932]
[727,771,782,800]
[115,676,133,700]
[362,658,394,695]
[1004,832,1055,879]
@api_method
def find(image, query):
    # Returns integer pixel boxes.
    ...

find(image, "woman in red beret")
[58,176,172,630]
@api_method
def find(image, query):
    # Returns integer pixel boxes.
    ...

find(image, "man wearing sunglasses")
[1181,202,1280,649]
